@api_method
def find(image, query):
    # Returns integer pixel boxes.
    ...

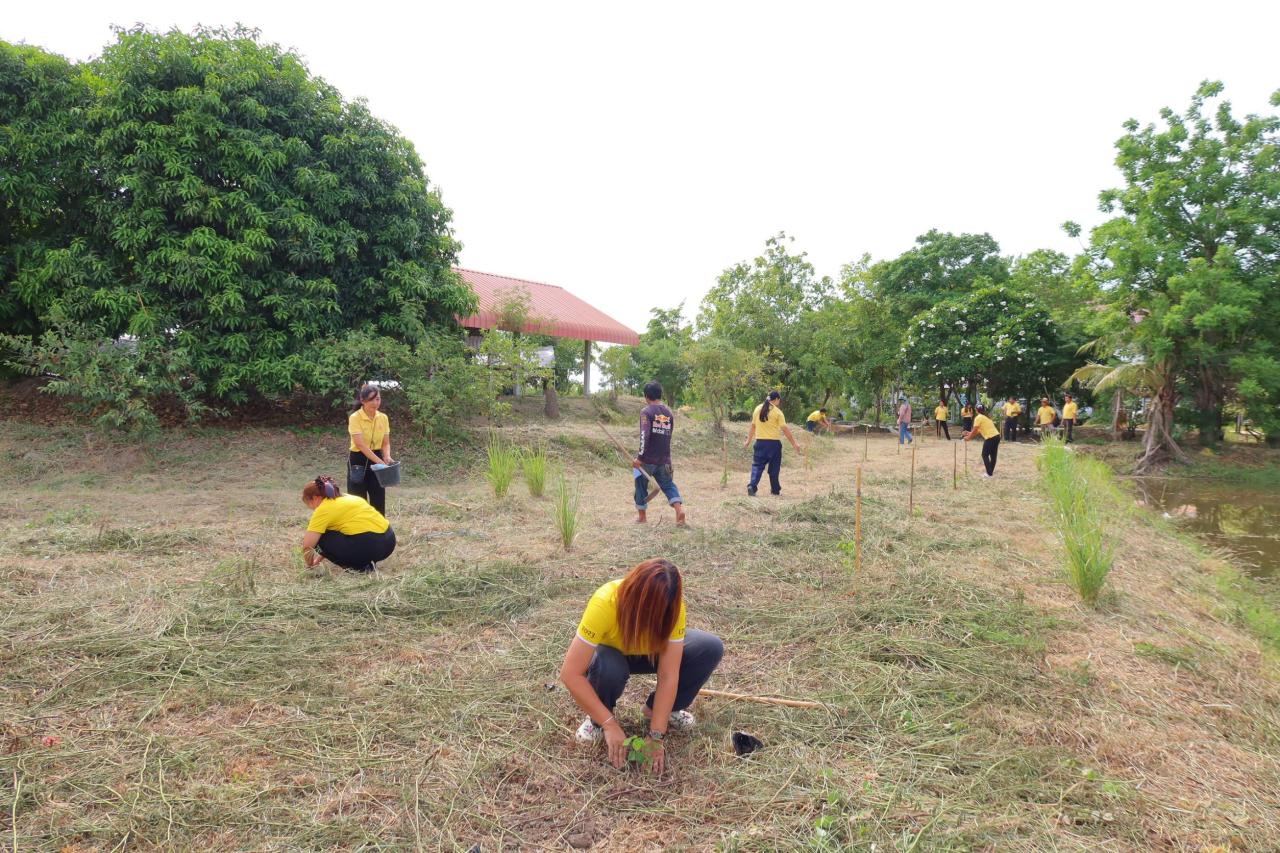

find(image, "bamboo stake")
[909,443,916,516]
[698,688,825,709]
[863,425,869,462]
[855,465,863,579]
[953,441,958,490]
[964,437,969,478]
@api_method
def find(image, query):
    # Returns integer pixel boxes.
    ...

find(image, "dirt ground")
[1,398,1278,851]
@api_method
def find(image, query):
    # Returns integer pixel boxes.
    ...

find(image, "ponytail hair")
[302,476,341,502]
[759,390,781,422]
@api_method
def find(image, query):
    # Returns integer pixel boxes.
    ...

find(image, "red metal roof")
[454,268,640,346]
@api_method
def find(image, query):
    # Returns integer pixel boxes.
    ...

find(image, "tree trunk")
[543,379,559,419]
[1111,391,1124,437]
[1135,379,1189,473]
[1194,370,1223,446]
[874,392,883,428]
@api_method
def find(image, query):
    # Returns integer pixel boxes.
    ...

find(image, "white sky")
[7,1,1280,336]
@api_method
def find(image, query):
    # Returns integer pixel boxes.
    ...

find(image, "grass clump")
[521,443,548,497]
[552,471,580,550]
[484,430,520,498]
[1039,436,1115,605]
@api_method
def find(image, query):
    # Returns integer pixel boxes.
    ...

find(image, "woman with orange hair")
[559,559,724,773]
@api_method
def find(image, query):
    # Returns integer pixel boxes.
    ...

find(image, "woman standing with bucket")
[348,384,394,515]
[743,390,803,497]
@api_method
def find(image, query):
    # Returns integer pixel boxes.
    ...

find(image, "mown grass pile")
[1039,436,1115,605]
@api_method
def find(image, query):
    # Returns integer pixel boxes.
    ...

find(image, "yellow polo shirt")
[306,495,389,535]
[934,405,949,421]
[751,403,787,441]
[1037,406,1055,426]
[348,408,390,452]
[1003,402,1021,418]
[973,413,999,439]
[576,579,686,656]
[961,406,974,418]
[1063,402,1078,420]
[806,410,827,424]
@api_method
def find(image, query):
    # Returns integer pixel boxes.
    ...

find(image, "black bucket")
[371,461,401,487]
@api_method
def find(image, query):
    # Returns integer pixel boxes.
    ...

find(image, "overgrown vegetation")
[1039,437,1116,605]
[484,430,520,498]
[552,470,580,550]
[521,443,548,497]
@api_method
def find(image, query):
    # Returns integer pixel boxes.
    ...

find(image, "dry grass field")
[2,396,1278,851]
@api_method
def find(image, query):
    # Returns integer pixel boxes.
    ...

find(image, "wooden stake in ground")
[953,441,958,490]
[698,688,825,709]
[863,425,869,462]
[855,465,863,580]
[964,438,969,478]
[909,443,917,516]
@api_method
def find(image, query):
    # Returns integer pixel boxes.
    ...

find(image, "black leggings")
[936,419,950,440]
[982,435,1001,475]
[316,528,396,570]
[348,450,386,515]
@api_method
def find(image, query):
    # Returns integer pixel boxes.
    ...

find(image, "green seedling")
[624,735,653,765]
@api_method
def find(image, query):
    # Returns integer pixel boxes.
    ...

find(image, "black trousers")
[348,450,386,515]
[982,435,1001,475]
[587,629,724,725]
[936,419,950,440]
[1062,418,1075,442]
[316,528,396,569]
[962,417,974,433]
[1003,417,1017,442]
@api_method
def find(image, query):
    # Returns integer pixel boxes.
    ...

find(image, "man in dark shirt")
[632,380,685,525]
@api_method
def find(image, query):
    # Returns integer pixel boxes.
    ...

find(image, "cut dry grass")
[1,407,1278,851]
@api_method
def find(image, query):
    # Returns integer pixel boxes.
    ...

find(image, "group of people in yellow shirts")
[1001,394,1079,443]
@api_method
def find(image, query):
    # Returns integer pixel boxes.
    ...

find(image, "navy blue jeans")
[748,439,783,495]
[634,463,682,510]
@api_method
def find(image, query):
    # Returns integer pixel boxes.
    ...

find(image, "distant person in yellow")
[960,403,975,435]
[743,390,803,497]
[1002,397,1022,442]
[348,384,393,515]
[804,408,831,433]
[1036,397,1057,439]
[963,404,1002,477]
[299,476,396,573]
[1061,394,1078,443]
[933,399,951,440]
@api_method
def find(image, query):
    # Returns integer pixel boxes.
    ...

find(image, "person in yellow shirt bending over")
[299,476,396,573]
[804,408,831,433]
[963,404,1002,477]
[933,399,951,440]
[1002,397,1022,442]
[560,558,724,774]
[1061,394,1079,443]
[1035,397,1057,440]
[743,390,803,497]
[348,384,394,515]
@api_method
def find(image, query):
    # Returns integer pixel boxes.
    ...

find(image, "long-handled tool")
[698,688,825,710]
[597,422,661,504]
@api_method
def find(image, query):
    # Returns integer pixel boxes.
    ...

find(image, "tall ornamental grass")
[522,444,548,497]
[1038,436,1114,605]
[485,431,520,498]
[552,472,580,550]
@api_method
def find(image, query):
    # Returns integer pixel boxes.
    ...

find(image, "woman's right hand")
[604,721,628,769]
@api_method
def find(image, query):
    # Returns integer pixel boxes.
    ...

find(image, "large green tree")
[876,229,1010,318]
[4,26,474,403]
[629,304,693,404]
[1085,81,1280,463]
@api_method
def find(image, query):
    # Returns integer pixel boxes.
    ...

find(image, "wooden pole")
[909,443,916,516]
[863,425,869,462]
[964,437,969,478]
[953,441,958,490]
[698,688,825,709]
[855,465,863,579]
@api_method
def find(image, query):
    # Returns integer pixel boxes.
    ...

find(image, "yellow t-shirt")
[961,406,974,418]
[751,403,787,441]
[1003,402,1021,418]
[1063,402,1078,420]
[934,405,949,421]
[806,410,826,424]
[348,408,390,452]
[973,413,999,439]
[306,494,389,535]
[576,579,686,656]
[1037,406,1056,426]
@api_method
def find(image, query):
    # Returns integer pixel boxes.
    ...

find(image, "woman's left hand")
[645,739,665,775]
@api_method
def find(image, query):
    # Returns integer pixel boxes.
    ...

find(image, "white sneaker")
[575,717,603,743]
[667,709,696,730]
[982,473,992,479]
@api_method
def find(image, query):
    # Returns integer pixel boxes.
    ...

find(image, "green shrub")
[485,431,520,498]
[522,444,548,497]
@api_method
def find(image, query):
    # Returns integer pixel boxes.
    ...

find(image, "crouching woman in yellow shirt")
[560,558,724,774]
[963,404,1002,478]
[299,476,396,573]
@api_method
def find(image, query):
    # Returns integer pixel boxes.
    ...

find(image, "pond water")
[1130,477,1280,579]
